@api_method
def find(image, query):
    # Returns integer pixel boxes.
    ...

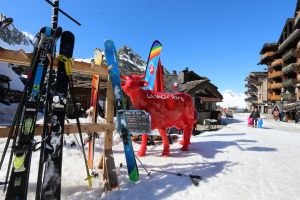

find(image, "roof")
[180,79,223,101]
[283,102,300,112]
[247,72,268,79]
[182,69,207,81]
[260,43,278,54]
[295,0,300,17]
[180,79,209,93]
[278,18,295,44]
[272,103,283,112]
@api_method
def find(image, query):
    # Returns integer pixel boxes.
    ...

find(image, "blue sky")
[0,0,297,93]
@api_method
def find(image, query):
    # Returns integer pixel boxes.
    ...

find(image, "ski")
[38,31,75,200]
[87,74,100,169]
[35,26,63,200]
[104,39,139,182]
[143,40,162,90]
[5,26,54,200]
[85,48,103,170]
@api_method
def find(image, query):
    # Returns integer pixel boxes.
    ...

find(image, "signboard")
[118,110,151,134]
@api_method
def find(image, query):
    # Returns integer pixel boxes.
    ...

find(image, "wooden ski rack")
[0,48,119,190]
[0,48,108,75]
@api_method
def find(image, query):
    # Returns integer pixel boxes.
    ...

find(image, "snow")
[0,38,33,53]
[218,89,247,109]
[0,62,24,91]
[75,58,93,63]
[22,31,35,42]
[0,103,19,124]
[1,113,300,199]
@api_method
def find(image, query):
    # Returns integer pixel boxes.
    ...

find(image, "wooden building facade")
[258,0,300,119]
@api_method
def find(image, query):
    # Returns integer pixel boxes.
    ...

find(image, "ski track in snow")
[0,113,300,200]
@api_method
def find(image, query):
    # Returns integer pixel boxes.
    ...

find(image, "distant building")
[244,72,268,113]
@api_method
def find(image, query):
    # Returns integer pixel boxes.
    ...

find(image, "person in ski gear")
[273,107,280,121]
[250,107,260,127]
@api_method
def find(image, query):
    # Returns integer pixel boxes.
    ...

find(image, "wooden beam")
[100,77,119,189]
[0,48,108,76]
[0,123,114,138]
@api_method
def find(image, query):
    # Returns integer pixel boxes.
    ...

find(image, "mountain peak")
[0,13,34,52]
[118,45,147,72]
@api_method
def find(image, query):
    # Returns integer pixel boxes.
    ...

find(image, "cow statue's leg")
[137,134,148,157]
[181,124,193,151]
[158,128,170,156]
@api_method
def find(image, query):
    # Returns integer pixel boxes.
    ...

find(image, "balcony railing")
[245,98,258,102]
[270,59,283,68]
[282,63,299,76]
[281,93,297,100]
[246,80,258,86]
[269,70,282,79]
[269,94,281,101]
[278,29,300,54]
[245,88,258,94]
[282,78,297,88]
[269,82,282,89]
[295,15,300,29]
[282,48,297,63]
[260,51,277,63]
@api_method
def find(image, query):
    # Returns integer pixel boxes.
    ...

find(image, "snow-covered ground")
[1,113,300,200]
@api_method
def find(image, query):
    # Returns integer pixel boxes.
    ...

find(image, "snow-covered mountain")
[217,89,246,109]
[0,14,34,52]
[118,46,147,72]
[76,46,149,74]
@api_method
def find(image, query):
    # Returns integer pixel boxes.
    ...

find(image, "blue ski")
[104,39,139,182]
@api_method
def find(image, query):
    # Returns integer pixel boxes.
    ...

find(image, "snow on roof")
[0,62,24,91]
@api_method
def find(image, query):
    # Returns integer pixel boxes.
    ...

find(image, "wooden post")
[99,76,119,189]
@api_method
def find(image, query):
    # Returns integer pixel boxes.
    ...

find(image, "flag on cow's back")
[154,58,164,92]
[144,40,162,90]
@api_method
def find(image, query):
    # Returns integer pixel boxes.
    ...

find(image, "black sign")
[119,110,151,134]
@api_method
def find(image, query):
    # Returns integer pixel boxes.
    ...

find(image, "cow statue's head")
[120,74,148,93]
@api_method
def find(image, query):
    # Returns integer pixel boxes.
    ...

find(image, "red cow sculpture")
[121,74,195,156]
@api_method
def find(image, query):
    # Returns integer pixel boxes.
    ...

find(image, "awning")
[283,102,300,112]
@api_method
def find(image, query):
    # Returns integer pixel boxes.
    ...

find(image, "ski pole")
[149,169,203,186]
[134,155,151,176]
[44,0,81,26]
[59,55,93,187]
[120,162,203,186]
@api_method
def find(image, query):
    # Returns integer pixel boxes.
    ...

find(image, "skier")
[250,107,260,128]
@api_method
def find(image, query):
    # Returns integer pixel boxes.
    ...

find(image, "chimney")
[178,67,189,83]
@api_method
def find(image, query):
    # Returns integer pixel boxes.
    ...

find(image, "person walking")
[250,107,260,127]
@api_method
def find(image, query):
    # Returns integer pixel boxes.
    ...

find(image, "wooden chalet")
[164,68,223,124]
